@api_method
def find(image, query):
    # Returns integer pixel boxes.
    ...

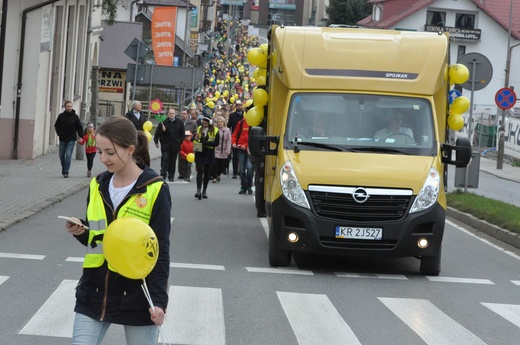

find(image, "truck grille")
[309,190,412,222]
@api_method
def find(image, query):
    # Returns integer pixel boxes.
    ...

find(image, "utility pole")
[497,0,514,169]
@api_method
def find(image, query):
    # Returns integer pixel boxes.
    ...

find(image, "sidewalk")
[0,148,519,232]
[0,143,162,231]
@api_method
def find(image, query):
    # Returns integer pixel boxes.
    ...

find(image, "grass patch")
[447,190,520,234]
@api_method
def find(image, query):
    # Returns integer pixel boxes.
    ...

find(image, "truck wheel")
[420,248,441,276]
[268,225,291,267]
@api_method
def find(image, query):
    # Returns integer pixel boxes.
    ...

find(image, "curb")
[447,207,520,249]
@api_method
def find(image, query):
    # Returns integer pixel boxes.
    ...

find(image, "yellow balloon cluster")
[143,120,153,142]
[448,95,470,131]
[103,217,159,280]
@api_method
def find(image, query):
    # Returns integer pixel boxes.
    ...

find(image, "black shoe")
[257,210,266,218]
[195,189,202,200]
[161,175,167,180]
[232,175,238,179]
[178,175,184,180]
[239,188,246,194]
[202,191,208,199]
[168,177,174,182]
[63,174,69,178]
[247,187,253,195]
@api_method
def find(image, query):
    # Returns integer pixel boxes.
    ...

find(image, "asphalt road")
[2,173,520,344]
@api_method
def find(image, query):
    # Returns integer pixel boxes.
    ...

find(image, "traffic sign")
[495,88,517,110]
[449,89,461,104]
[457,53,493,91]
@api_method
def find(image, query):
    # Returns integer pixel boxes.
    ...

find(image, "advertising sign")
[99,70,125,93]
[151,7,177,66]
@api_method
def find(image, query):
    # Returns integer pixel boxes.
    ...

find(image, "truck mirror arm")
[249,126,279,156]
[441,137,472,168]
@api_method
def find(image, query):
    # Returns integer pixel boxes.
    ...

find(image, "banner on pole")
[151,7,177,66]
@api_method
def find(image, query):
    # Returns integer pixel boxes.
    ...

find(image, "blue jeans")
[59,140,75,175]
[72,313,158,345]
[237,149,253,189]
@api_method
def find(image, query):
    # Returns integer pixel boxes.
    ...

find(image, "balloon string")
[141,280,172,345]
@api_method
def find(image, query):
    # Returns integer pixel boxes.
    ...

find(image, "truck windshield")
[285,93,436,155]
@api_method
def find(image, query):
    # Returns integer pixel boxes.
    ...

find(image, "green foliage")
[326,0,371,26]
[447,190,520,234]
[102,0,119,25]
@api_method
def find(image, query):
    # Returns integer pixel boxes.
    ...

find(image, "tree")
[103,0,131,25]
[326,0,372,27]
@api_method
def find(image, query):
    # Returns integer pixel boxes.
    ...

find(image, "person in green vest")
[63,115,171,345]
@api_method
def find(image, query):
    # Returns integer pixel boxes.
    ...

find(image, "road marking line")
[379,297,486,345]
[170,262,225,271]
[335,272,407,280]
[246,267,314,275]
[0,276,8,285]
[19,279,77,337]
[426,276,494,285]
[259,217,268,238]
[447,219,520,261]
[277,291,361,345]
[511,280,520,286]
[0,252,45,260]
[482,303,520,328]
[161,285,225,344]
[65,257,84,262]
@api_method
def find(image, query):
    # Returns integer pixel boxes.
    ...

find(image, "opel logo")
[352,187,370,203]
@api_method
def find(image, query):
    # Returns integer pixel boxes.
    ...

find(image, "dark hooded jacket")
[73,166,171,325]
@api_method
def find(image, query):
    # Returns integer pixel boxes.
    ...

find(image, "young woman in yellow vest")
[192,116,220,199]
[63,116,171,345]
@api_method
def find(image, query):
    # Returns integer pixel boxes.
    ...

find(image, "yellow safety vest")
[83,178,163,269]
[194,126,219,149]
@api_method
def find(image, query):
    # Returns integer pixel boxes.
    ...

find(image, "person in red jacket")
[78,122,97,177]
[179,131,194,182]
[231,118,253,194]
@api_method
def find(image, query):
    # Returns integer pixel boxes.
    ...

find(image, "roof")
[358,0,520,40]
[99,21,143,70]
[140,0,189,7]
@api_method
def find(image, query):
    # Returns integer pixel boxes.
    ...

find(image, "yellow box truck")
[249,26,471,276]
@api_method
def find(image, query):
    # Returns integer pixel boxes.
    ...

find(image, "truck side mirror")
[441,137,472,167]
[249,126,279,156]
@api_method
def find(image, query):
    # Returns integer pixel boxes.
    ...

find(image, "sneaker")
[168,177,174,182]
[63,174,69,178]
[178,175,184,180]
[247,187,253,195]
[257,210,266,218]
[87,171,91,178]
[232,175,238,179]
[212,179,217,183]
[216,176,221,182]
[239,188,246,194]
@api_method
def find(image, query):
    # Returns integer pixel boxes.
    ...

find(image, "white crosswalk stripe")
[161,285,225,344]
[379,297,486,345]
[19,279,77,337]
[0,275,8,285]
[277,291,362,345]
[482,303,520,328]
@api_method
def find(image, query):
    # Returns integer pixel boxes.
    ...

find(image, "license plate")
[335,226,383,240]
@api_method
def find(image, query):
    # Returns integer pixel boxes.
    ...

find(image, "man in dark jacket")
[125,100,146,130]
[227,100,244,179]
[54,101,83,178]
[154,108,185,181]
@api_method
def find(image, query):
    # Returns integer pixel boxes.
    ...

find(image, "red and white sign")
[151,7,177,66]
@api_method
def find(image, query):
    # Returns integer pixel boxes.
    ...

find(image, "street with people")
[2,17,520,345]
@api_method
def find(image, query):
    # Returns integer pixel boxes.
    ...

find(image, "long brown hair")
[96,116,150,167]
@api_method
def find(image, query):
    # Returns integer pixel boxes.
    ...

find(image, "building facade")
[0,0,102,159]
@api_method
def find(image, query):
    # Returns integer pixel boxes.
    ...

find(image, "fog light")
[288,232,299,243]
[417,238,429,249]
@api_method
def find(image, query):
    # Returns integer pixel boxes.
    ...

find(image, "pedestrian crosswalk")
[4,277,520,344]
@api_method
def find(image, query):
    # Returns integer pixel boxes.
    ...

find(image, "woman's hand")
[65,217,86,236]
[149,306,165,326]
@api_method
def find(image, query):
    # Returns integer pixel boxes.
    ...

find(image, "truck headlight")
[410,168,440,213]
[280,160,310,209]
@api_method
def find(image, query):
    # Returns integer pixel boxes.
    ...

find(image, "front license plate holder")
[335,226,383,240]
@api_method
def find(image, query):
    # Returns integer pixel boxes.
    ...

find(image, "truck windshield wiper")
[295,141,351,152]
[354,147,410,155]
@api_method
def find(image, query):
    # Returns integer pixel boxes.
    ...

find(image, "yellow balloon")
[253,88,269,107]
[244,99,254,108]
[229,96,235,104]
[223,90,229,97]
[143,121,153,132]
[257,76,266,86]
[449,64,469,84]
[215,91,221,98]
[207,100,215,109]
[247,48,267,68]
[144,130,152,142]
[259,43,268,53]
[447,114,464,131]
[186,152,195,163]
[253,67,266,80]
[245,106,264,127]
[451,96,470,114]
[103,217,159,280]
